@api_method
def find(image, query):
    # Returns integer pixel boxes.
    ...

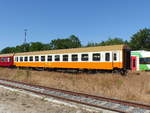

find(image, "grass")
[0,67,150,104]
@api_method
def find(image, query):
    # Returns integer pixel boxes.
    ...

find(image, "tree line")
[1,28,150,54]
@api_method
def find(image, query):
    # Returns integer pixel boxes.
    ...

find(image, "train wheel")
[120,69,127,76]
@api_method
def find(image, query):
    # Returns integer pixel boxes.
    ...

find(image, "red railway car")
[0,54,14,67]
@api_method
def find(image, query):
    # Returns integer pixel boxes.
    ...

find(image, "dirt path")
[0,87,99,113]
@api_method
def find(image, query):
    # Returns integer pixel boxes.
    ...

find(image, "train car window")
[63,55,68,61]
[140,58,150,64]
[113,53,117,61]
[81,54,88,61]
[72,54,78,61]
[55,55,60,61]
[35,56,39,62]
[140,58,144,64]
[41,56,45,62]
[20,57,23,62]
[93,53,100,61]
[24,57,28,62]
[47,55,52,61]
[2,58,5,62]
[145,58,150,64]
[105,53,110,61]
[1,58,5,62]
[15,57,18,62]
[29,56,33,62]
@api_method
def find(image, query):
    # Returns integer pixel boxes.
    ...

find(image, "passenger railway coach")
[0,45,131,74]
[0,53,14,67]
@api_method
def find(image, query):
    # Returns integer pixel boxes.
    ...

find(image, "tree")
[29,42,48,51]
[129,28,150,50]
[50,35,81,49]
[50,38,70,49]
[99,38,125,46]
[86,42,99,47]
[0,47,15,54]
[69,35,81,48]
[14,43,30,53]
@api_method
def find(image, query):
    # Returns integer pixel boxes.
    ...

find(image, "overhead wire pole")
[24,29,27,44]
[24,29,28,52]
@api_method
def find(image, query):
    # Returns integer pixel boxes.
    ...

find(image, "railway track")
[0,79,149,113]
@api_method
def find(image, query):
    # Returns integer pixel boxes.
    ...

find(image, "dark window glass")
[20,57,23,62]
[72,54,78,61]
[105,53,110,61]
[55,55,60,61]
[1,58,4,62]
[47,55,52,61]
[16,57,18,62]
[35,56,39,62]
[63,55,68,61]
[24,57,28,62]
[29,56,33,61]
[1,58,5,62]
[41,56,45,61]
[113,53,117,61]
[81,54,88,61]
[93,53,100,61]
[146,58,150,63]
[140,58,150,64]
[140,58,144,64]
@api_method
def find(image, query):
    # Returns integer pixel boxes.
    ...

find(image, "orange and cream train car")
[13,45,130,74]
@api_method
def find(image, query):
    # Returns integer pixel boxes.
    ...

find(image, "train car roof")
[0,53,14,57]
[0,44,129,56]
[14,44,128,56]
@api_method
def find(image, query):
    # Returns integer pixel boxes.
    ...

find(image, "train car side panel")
[14,62,123,70]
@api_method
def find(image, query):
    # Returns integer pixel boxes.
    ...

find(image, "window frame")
[24,56,28,62]
[29,56,33,62]
[15,57,19,62]
[72,54,78,61]
[55,55,60,61]
[140,57,150,64]
[20,57,23,62]
[81,54,89,61]
[35,56,39,62]
[113,53,117,61]
[47,55,52,62]
[105,53,110,61]
[63,55,68,61]
[92,53,101,61]
[41,56,46,62]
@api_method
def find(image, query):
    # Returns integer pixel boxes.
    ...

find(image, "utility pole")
[24,29,27,44]
[23,29,28,52]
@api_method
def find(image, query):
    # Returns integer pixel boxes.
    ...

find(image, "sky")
[0,0,150,50]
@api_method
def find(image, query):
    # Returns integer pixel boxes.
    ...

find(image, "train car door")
[131,56,137,71]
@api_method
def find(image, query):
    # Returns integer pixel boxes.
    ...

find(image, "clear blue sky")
[0,0,150,50]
